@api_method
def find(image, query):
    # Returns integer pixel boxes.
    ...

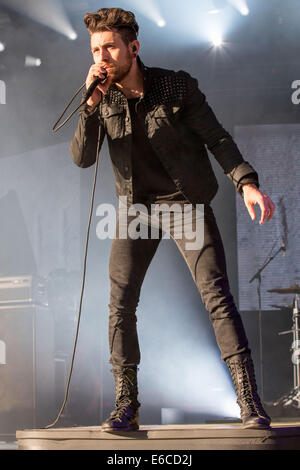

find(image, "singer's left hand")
[242,184,276,224]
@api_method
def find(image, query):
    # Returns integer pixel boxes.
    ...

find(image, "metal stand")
[249,244,284,403]
[274,294,300,409]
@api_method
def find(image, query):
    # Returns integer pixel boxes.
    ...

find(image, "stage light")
[125,0,166,30]
[0,42,5,52]
[25,55,42,67]
[68,31,78,40]
[157,19,166,28]
[228,0,250,16]
[203,9,225,49]
[1,0,77,40]
[211,33,223,47]
[240,6,249,16]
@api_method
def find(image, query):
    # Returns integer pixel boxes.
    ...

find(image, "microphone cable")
[52,72,107,132]
[45,79,105,428]
[52,82,86,133]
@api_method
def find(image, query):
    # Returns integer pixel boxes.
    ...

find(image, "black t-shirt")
[128,98,188,207]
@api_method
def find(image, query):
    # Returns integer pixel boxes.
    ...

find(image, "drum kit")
[267,284,300,410]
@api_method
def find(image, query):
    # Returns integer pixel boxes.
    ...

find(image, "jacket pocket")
[152,104,181,127]
[101,104,125,140]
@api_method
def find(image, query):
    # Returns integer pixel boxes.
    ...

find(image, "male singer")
[70,7,275,431]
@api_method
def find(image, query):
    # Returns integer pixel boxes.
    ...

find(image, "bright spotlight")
[25,55,42,67]
[240,6,249,16]
[0,42,5,52]
[125,1,165,31]
[212,34,223,47]
[157,19,166,28]
[68,31,78,40]
[1,0,78,41]
[228,0,250,16]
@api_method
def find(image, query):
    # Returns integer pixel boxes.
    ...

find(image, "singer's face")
[90,31,133,83]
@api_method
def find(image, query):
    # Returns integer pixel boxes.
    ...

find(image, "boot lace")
[109,368,139,421]
[228,359,266,417]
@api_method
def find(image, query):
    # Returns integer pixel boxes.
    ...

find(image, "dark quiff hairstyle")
[84,8,139,45]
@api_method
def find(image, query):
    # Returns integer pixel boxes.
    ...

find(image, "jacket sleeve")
[69,92,106,168]
[180,72,259,195]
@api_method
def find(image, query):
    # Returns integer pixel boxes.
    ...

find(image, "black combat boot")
[225,353,271,429]
[101,366,140,432]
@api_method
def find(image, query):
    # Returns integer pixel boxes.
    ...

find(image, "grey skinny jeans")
[108,201,250,367]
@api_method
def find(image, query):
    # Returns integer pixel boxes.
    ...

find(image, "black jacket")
[70,57,259,205]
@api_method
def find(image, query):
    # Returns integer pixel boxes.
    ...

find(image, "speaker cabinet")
[0,304,55,435]
[0,305,35,434]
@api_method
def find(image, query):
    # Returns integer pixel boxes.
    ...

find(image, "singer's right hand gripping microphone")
[85,70,108,100]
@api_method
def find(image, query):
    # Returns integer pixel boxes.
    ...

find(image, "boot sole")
[242,422,271,430]
[101,424,139,432]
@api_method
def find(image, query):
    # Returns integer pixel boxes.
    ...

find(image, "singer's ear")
[132,45,137,57]
[130,40,140,57]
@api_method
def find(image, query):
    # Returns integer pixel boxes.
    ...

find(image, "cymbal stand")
[249,244,284,403]
[274,294,300,409]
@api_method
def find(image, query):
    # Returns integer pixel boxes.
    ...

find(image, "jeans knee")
[199,276,234,314]
[109,276,141,314]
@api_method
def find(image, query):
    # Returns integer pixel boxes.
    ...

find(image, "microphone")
[85,71,108,101]
[281,238,286,256]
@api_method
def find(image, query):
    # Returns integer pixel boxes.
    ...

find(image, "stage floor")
[16,421,300,450]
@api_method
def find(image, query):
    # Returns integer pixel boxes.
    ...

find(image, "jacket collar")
[109,56,152,101]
